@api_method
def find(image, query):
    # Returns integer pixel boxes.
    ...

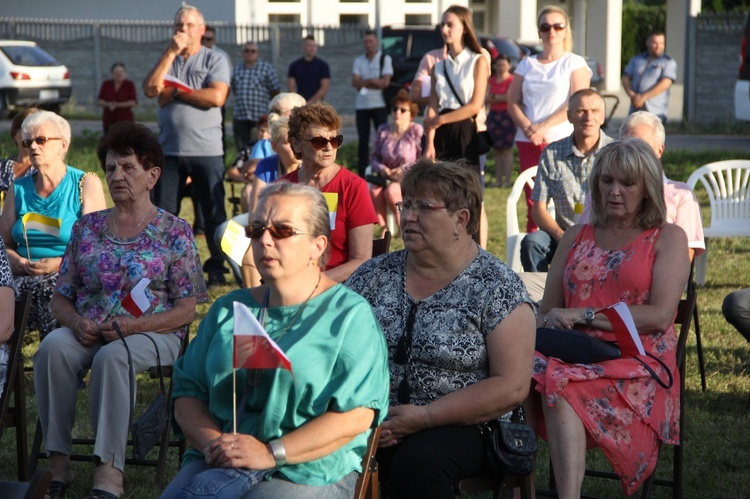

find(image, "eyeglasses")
[539,22,566,33]
[246,223,311,240]
[305,135,344,150]
[395,199,447,214]
[392,106,409,114]
[394,302,417,404]
[201,36,214,42]
[21,136,63,148]
[173,22,197,29]
[243,48,258,53]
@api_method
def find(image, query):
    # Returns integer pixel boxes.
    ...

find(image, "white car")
[0,40,72,118]
[735,16,750,121]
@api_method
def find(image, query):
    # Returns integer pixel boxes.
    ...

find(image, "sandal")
[44,480,68,499]
[83,489,120,499]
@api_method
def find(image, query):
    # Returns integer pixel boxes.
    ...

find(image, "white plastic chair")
[686,160,750,285]
[506,167,555,273]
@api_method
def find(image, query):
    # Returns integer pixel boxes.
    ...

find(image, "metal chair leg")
[693,303,707,392]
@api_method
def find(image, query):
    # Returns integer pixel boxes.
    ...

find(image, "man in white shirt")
[352,30,393,177]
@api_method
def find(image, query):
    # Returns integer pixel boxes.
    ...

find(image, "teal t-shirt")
[172,284,390,485]
[11,166,85,260]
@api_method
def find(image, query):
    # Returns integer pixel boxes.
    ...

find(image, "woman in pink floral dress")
[532,139,690,497]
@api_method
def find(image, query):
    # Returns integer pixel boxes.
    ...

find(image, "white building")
[1,0,699,92]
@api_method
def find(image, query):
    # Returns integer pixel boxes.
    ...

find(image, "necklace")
[111,206,153,240]
[268,271,322,343]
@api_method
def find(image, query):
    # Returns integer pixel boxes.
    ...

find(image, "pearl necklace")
[111,206,153,240]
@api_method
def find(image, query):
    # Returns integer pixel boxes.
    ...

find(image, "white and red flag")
[233,302,292,372]
[163,74,193,93]
[122,278,151,318]
[597,302,645,357]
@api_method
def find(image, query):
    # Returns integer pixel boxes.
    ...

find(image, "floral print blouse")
[369,122,423,175]
[55,209,207,339]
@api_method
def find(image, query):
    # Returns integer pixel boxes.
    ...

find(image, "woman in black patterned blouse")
[346,159,536,498]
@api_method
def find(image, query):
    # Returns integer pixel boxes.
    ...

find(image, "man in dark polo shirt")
[287,35,330,103]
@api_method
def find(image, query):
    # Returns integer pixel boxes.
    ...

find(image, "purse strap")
[114,322,167,433]
[442,62,466,108]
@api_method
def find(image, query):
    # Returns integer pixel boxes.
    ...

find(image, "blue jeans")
[161,460,357,499]
[153,155,227,274]
[356,107,389,176]
[520,230,557,272]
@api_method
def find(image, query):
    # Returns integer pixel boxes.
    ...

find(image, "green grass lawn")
[1,133,749,498]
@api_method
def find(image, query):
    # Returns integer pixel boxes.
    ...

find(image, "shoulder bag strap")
[442,61,465,107]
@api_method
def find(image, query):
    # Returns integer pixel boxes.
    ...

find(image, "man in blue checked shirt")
[520,89,612,274]
[231,41,280,151]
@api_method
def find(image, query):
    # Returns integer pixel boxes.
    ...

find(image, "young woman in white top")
[508,5,591,233]
[423,5,489,169]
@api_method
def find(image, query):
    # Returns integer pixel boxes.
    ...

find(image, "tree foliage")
[621,3,666,70]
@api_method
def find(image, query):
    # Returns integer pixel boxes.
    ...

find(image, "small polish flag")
[233,302,292,372]
[163,74,193,93]
[122,278,151,318]
[597,302,645,357]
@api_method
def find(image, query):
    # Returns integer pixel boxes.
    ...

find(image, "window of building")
[405,14,432,26]
[472,11,486,33]
[405,0,431,3]
[269,14,301,23]
[269,0,299,2]
[340,14,368,25]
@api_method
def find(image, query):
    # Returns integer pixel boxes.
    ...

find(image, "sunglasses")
[394,302,418,404]
[305,135,344,150]
[22,136,63,148]
[395,200,447,214]
[245,223,311,240]
[539,22,566,33]
[392,106,410,114]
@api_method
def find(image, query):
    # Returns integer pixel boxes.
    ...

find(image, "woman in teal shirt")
[163,182,389,499]
[0,110,105,338]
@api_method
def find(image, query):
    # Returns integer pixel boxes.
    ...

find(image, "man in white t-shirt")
[351,30,393,177]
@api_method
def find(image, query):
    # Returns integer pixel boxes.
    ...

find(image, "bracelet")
[268,438,287,467]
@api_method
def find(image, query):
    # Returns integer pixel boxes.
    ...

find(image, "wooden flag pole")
[233,368,237,434]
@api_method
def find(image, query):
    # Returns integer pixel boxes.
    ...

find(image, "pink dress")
[532,224,680,495]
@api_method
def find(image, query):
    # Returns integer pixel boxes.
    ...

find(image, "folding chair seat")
[537,290,696,499]
[353,425,381,499]
[29,327,191,488]
[1,292,32,480]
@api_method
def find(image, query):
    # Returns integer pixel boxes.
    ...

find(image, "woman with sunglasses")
[346,160,535,498]
[508,5,590,233]
[369,89,423,234]
[0,110,105,339]
[163,182,389,499]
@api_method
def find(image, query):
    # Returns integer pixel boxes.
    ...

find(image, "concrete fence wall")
[686,12,747,125]
[0,20,369,119]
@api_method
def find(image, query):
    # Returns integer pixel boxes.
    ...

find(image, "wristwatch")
[268,438,287,467]
[584,307,595,327]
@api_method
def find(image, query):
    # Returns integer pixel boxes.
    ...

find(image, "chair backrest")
[372,231,391,258]
[506,167,555,273]
[1,293,30,412]
[685,160,750,238]
[353,425,381,499]
[674,288,698,371]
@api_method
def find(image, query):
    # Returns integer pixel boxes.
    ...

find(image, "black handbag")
[441,63,493,156]
[479,406,538,477]
[114,323,170,460]
[535,327,621,364]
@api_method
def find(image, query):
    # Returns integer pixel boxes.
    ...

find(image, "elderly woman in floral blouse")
[369,89,423,232]
[33,122,206,499]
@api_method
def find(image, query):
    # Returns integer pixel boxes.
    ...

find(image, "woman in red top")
[97,62,137,135]
[486,54,516,188]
